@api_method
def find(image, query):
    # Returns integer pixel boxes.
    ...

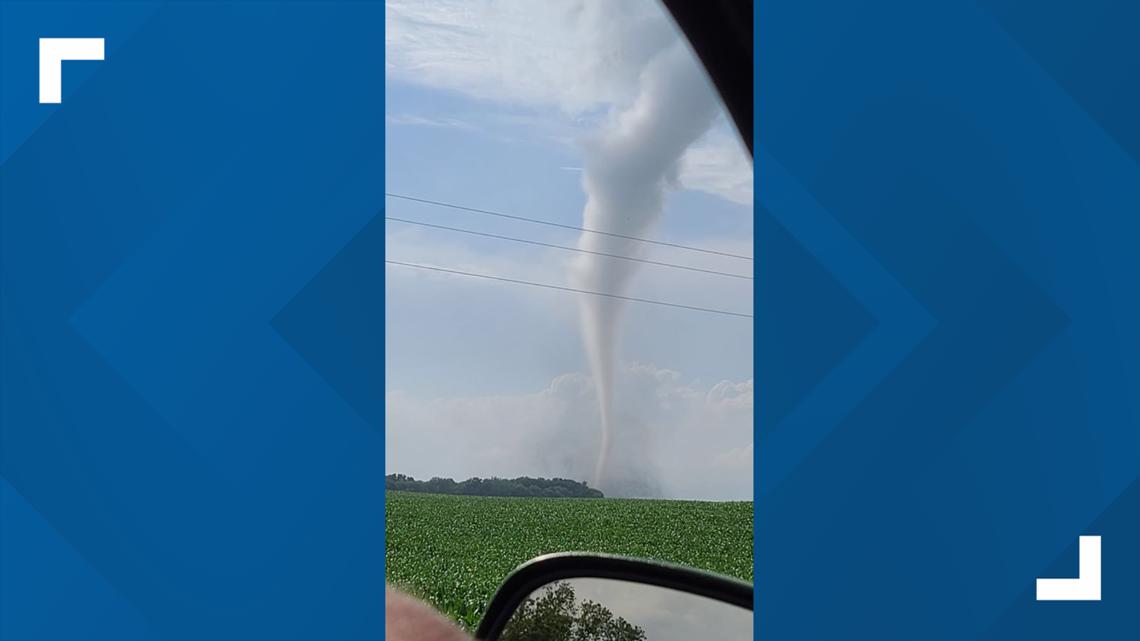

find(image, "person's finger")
[386,586,473,641]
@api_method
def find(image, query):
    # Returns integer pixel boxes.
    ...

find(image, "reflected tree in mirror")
[501,582,646,641]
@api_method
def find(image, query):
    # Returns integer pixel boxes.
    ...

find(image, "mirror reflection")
[500,578,751,641]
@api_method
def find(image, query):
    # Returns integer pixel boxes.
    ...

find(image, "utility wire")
[386,216,752,281]
[385,192,753,261]
[386,260,753,319]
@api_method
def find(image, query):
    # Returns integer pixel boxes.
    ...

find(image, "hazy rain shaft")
[570,37,719,497]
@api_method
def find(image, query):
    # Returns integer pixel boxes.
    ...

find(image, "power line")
[386,260,753,319]
[385,192,753,261]
[386,216,752,281]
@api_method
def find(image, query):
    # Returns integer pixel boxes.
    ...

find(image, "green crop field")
[385,490,753,629]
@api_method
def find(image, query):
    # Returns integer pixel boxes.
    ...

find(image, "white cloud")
[386,363,753,500]
[386,0,752,207]
[679,125,753,205]
[386,113,477,131]
[386,0,673,113]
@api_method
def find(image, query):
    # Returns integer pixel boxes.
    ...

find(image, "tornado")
[569,38,719,493]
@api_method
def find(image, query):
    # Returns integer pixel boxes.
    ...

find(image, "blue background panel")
[758,0,1138,639]
[1,2,385,639]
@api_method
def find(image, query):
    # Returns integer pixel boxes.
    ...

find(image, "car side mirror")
[475,553,753,641]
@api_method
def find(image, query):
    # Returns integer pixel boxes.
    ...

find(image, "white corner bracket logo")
[1036,535,1101,601]
[39,38,105,104]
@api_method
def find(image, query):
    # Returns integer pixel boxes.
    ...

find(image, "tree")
[384,474,604,498]
[500,582,646,641]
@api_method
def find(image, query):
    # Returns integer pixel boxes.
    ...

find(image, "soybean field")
[385,490,753,629]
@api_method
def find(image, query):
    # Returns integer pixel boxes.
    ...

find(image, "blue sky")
[384,0,753,500]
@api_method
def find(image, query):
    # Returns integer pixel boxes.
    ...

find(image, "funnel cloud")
[570,40,720,495]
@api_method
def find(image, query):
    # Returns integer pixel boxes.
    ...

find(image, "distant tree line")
[386,474,604,498]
